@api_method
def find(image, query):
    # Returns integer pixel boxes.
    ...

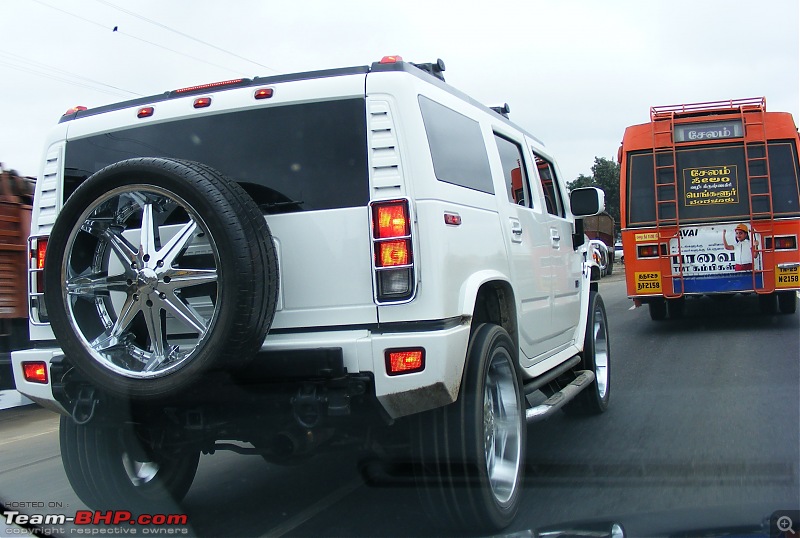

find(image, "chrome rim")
[483,348,522,505]
[593,304,609,399]
[62,185,220,379]
[122,454,159,486]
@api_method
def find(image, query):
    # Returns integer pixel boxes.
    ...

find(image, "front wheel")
[414,324,525,533]
[564,290,610,415]
[60,416,200,512]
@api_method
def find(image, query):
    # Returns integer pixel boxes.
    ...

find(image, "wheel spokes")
[65,187,221,379]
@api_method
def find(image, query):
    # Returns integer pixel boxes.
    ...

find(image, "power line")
[0,59,135,97]
[0,50,142,97]
[28,0,252,77]
[94,0,280,74]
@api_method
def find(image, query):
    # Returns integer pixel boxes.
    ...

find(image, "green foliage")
[568,157,620,229]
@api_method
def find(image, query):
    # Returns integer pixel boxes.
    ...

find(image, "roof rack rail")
[410,59,446,82]
[651,97,766,120]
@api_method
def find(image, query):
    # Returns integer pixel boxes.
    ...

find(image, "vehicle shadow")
[646,293,799,333]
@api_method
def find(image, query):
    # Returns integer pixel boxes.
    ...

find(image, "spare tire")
[44,158,278,399]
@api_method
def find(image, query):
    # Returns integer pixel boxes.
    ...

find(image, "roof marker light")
[254,88,274,100]
[63,106,87,116]
[137,107,154,118]
[193,97,212,109]
[380,55,403,64]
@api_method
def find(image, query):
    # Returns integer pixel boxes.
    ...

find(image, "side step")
[525,370,595,423]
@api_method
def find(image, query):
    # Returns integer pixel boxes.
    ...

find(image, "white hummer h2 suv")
[13,56,610,532]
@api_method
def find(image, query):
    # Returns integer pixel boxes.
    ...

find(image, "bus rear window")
[626,140,800,226]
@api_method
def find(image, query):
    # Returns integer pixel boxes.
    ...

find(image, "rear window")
[64,98,370,212]
[418,96,494,194]
[626,140,800,226]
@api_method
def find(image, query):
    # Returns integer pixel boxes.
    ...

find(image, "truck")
[0,166,33,390]
[12,56,610,532]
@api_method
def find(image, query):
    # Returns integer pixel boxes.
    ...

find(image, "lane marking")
[0,427,59,447]
[260,476,362,537]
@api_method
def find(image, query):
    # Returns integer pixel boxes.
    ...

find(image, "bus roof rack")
[651,97,766,120]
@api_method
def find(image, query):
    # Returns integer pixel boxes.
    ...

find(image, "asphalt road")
[1,270,798,537]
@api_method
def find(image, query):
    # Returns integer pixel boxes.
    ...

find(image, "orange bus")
[619,97,800,320]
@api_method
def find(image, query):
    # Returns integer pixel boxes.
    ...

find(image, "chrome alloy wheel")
[483,349,522,506]
[593,302,609,399]
[61,185,220,379]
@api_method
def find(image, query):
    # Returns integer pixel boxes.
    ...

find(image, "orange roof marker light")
[63,106,87,116]
[380,55,403,64]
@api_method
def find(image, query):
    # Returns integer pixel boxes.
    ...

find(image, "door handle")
[550,228,561,248]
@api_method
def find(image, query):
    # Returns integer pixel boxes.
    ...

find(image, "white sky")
[1,0,798,182]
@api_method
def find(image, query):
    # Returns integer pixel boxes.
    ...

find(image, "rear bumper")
[12,320,471,419]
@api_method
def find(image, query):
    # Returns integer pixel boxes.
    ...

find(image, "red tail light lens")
[377,240,411,267]
[385,348,424,375]
[22,361,48,384]
[775,236,797,250]
[373,202,410,239]
[638,245,660,258]
[35,239,48,270]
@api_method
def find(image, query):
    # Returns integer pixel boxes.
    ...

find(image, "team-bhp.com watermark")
[3,510,190,535]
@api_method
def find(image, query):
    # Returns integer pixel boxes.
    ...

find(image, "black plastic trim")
[59,66,372,124]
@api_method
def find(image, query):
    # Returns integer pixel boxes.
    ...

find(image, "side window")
[494,134,531,207]
[534,153,565,217]
[418,96,494,194]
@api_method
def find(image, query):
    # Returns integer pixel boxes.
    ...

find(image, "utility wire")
[94,0,280,74]
[0,59,135,97]
[28,0,252,77]
[0,50,142,97]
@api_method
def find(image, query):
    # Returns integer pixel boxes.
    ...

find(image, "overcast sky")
[1,0,798,182]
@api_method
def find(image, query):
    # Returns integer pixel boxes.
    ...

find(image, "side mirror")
[570,187,605,217]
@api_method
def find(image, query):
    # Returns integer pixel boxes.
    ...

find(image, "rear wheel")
[648,298,667,321]
[44,158,278,399]
[759,293,778,315]
[414,324,525,533]
[667,297,685,319]
[60,416,199,512]
[778,291,797,314]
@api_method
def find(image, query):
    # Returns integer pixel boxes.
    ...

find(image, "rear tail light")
[637,244,660,258]
[774,236,797,250]
[22,361,48,384]
[29,236,49,322]
[371,199,415,303]
[385,348,425,375]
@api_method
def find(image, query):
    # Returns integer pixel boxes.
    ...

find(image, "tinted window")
[64,99,369,212]
[418,96,493,194]
[494,134,530,206]
[534,154,565,217]
[626,141,800,226]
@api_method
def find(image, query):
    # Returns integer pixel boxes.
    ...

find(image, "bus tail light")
[385,348,425,375]
[774,236,797,250]
[371,200,415,302]
[637,244,660,258]
[22,361,48,384]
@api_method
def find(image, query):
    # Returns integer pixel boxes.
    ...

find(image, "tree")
[568,157,620,232]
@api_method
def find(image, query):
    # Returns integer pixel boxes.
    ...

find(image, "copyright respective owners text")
[2,506,192,536]
[772,510,800,538]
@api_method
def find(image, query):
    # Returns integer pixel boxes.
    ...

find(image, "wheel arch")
[459,271,519,357]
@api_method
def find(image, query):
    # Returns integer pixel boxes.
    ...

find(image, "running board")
[525,370,595,423]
